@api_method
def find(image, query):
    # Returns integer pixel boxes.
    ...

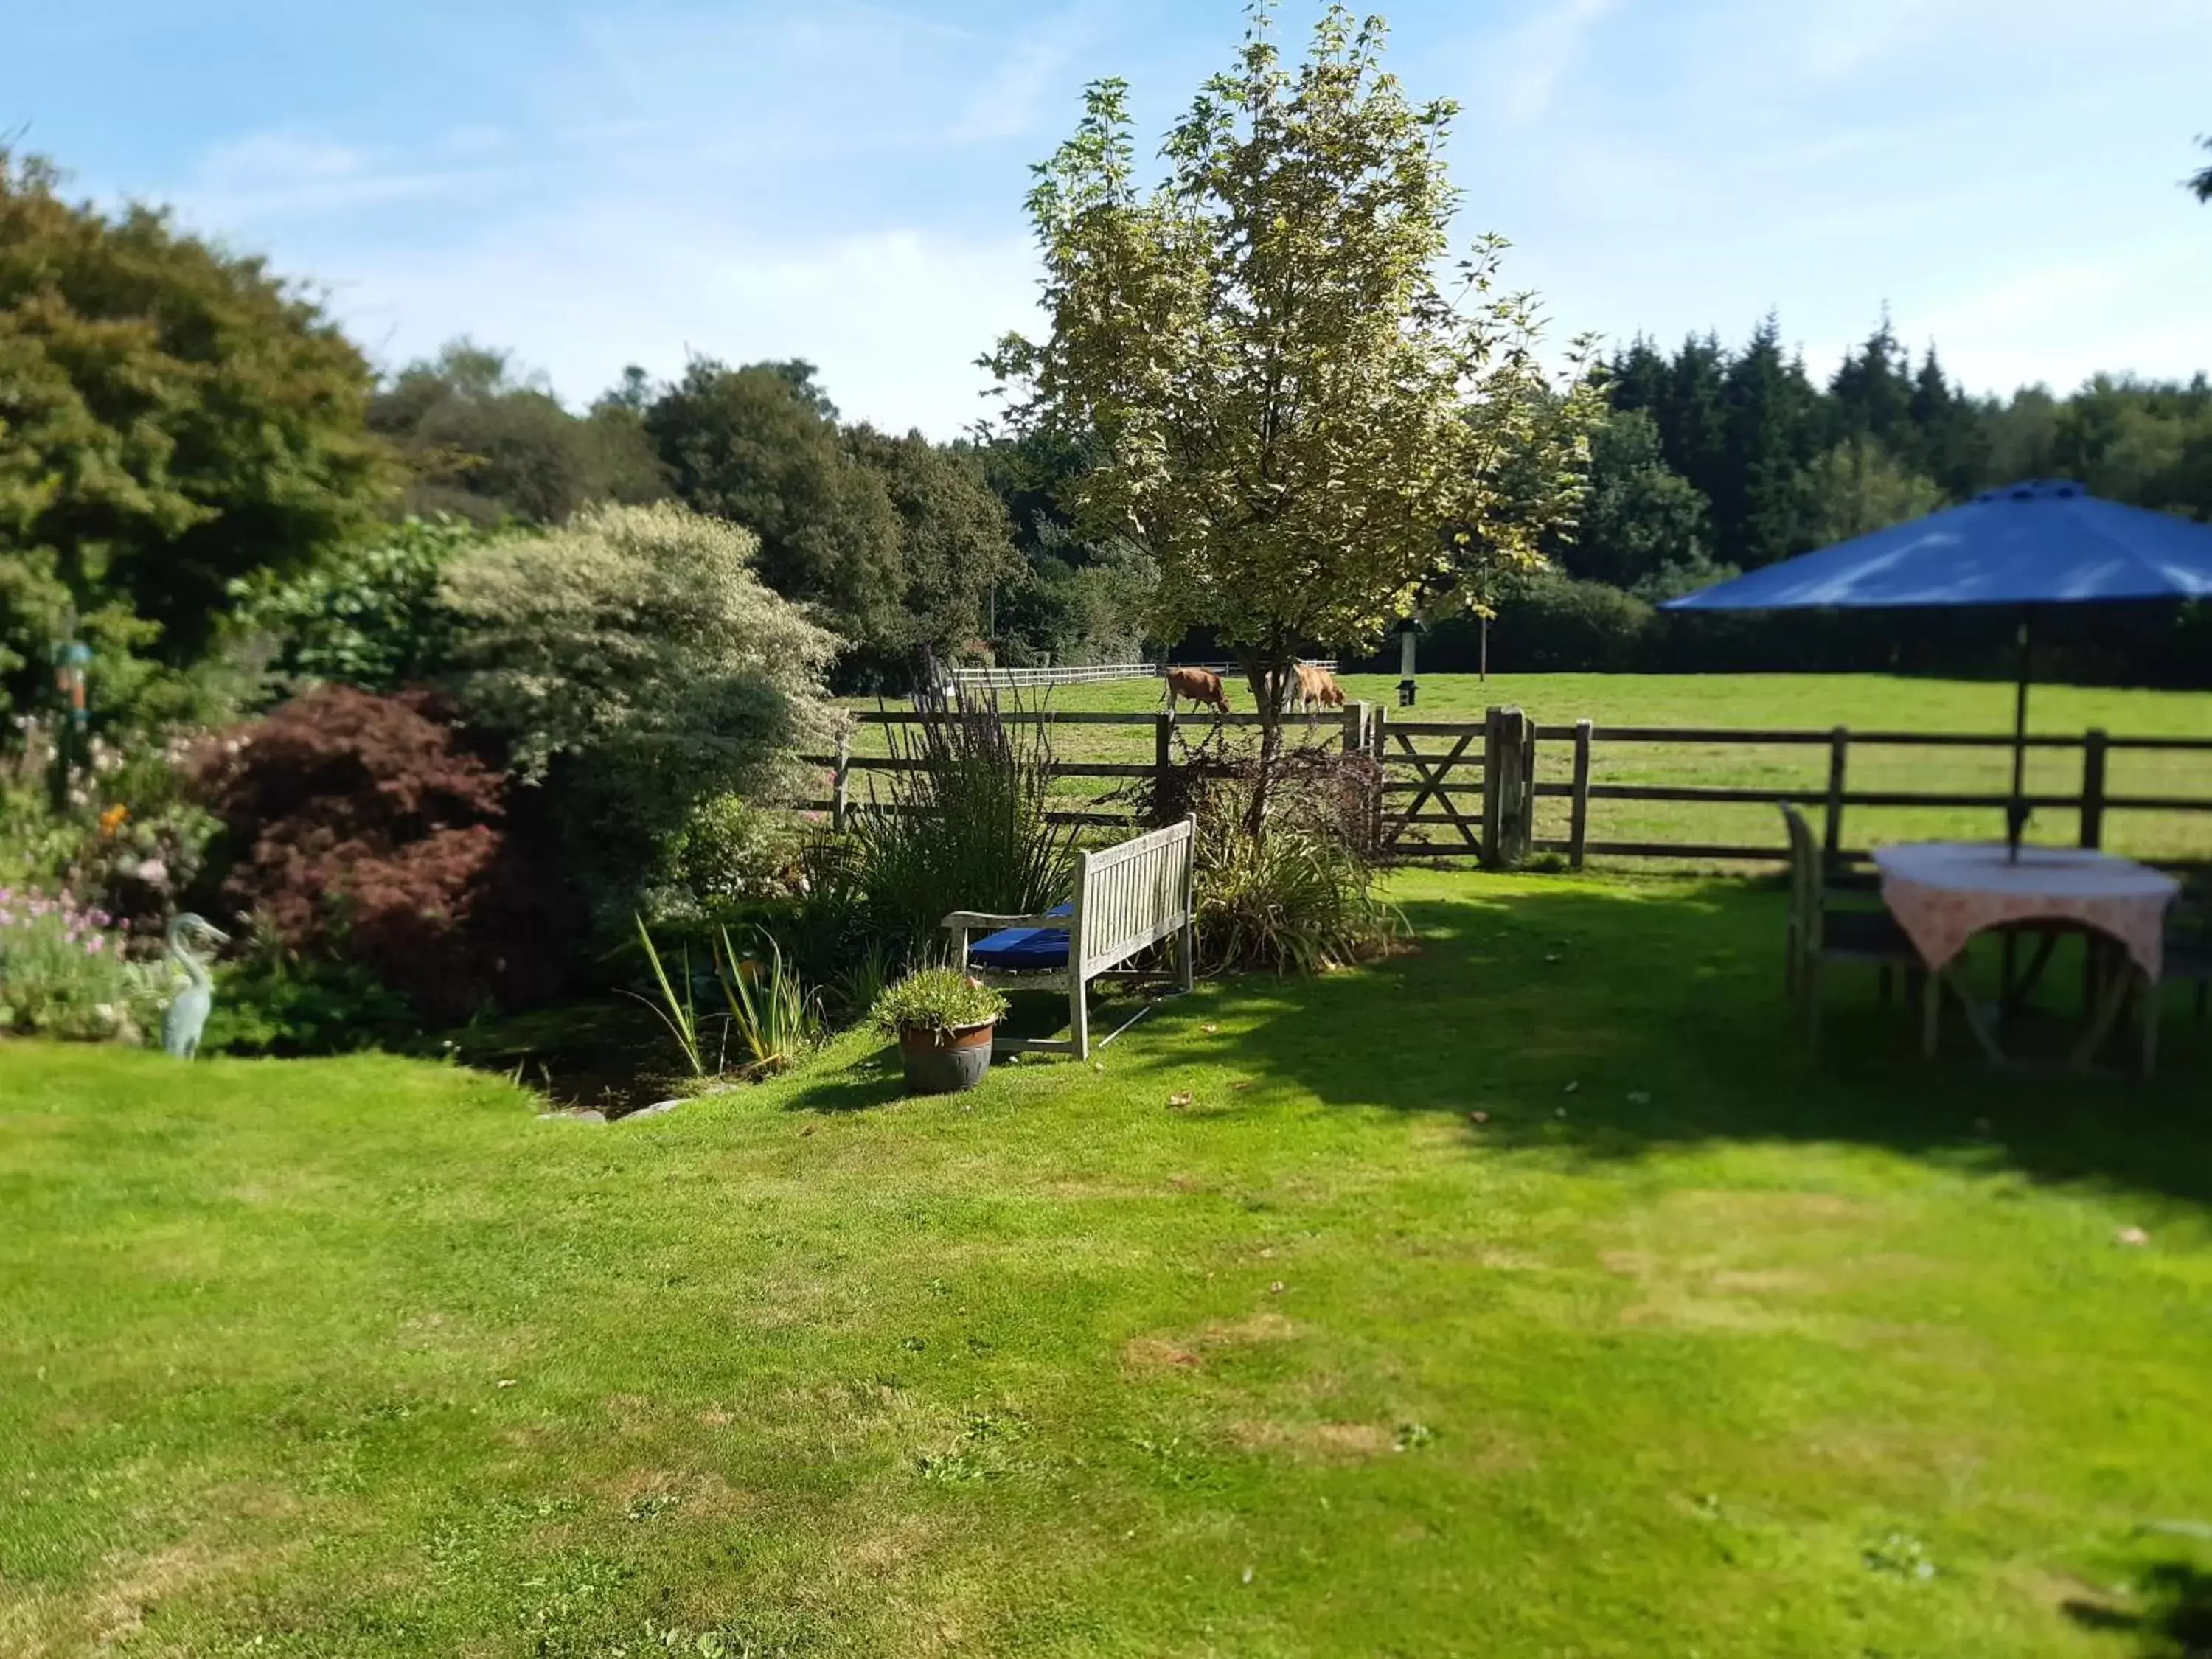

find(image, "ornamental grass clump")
[871,967,1007,1037]
[841,688,1074,960]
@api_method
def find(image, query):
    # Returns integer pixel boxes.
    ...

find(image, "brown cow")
[1163,666,1231,716]
[1290,663,1343,718]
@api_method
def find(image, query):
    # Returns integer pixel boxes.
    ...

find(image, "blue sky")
[8,0,2209,437]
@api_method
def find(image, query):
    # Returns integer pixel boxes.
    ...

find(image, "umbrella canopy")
[1658,479,2212,858]
[1661,479,2212,612]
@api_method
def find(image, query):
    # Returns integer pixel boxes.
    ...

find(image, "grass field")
[848,674,2212,866]
[6,870,2212,1656]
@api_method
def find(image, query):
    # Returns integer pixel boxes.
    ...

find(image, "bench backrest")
[1075,816,1196,978]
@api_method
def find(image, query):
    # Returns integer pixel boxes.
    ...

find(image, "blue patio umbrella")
[1661,479,2212,856]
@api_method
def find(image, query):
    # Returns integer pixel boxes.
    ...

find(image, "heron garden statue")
[161,913,230,1059]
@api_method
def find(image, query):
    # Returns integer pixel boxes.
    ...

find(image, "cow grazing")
[1163,666,1231,717]
[1289,663,1343,722]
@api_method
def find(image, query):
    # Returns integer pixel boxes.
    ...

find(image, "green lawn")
[856,673,2212,864]
[6,870,2212,1655]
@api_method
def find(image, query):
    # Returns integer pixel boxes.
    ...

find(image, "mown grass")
[850,674,2212,865]
[4,869,2212,1656]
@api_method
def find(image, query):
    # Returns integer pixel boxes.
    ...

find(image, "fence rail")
[947,659,1337,690]
[796,703,2212,869]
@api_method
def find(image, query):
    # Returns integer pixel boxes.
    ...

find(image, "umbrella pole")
[2007,610,2032,862]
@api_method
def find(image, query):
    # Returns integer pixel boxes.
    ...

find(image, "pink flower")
[83,937,105,956]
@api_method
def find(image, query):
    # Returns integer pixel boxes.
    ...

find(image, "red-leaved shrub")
[196,686,560,1023]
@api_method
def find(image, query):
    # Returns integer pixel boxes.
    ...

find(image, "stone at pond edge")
[625,1099,685,1119]
[537,1108,608,1124]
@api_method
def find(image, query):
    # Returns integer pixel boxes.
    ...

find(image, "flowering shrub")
[1,736,220,939]
[0,887,162,1043]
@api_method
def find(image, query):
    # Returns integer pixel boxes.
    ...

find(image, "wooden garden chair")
[1778,802,1922,1044]
[2163,897,2212,1023]
[943,817,1197,1060]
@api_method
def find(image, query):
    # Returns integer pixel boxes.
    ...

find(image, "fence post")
[1510,707,1535,865]
[1569,718,1593,872]
[1154,711,1175,828]
[1481,706,1504,868]
[1368,703,1388,853]
[2080,728,2108,850]
[832,733,851,832]
[1823,726,1849,866]
[1341,700,1365,755]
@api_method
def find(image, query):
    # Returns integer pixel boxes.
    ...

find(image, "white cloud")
[329,202,1043,436]
[946,28,1082,144]
[183,129,518,220]
[1490,0,1620,126]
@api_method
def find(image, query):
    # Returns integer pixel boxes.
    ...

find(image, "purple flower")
[83,937,104,956]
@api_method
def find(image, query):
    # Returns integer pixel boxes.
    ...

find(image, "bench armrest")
[942,911,1069,931]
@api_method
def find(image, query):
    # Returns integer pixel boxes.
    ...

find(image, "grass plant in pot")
[872,967,1007,1096]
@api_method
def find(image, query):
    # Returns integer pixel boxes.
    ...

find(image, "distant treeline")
[1385,317,2212,688]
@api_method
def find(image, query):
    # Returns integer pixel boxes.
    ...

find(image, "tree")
[2188,135,2211,203]
[233,515,487,695]
[1715,315,1820,568]
[1803,437,1945,545]
[842,428,1023,665]
[2048,375,2212,522]
[0,147,392,700]
[987,4,1596,813]
[1828,316,1915,453]
[644,358,907,666]
[1658,333,1731,504]
[1903,347,1987,500]
[439,502,841,918]
[1557,410,1712,589]
[369,339,666,526]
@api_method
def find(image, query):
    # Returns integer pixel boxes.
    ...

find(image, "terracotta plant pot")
[897,1020,995,1095]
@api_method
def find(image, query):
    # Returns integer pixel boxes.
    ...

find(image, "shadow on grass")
[783,1043,906,1113]
[2065,1562,2212,1656]
[1107,877,2212,1211]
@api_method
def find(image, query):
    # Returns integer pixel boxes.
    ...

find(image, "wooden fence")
[947,659,1336,691]
[807,706,2212,869]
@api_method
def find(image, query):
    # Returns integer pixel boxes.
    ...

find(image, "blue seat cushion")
[968,903,1073,970]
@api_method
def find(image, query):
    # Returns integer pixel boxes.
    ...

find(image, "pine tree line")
[1557,315,2212,599]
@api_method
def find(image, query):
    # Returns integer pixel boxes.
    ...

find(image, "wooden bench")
[942,816,1197,1060]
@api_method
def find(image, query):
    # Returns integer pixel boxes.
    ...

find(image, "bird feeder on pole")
[1394,614,1425,708]
[49,637,92,813]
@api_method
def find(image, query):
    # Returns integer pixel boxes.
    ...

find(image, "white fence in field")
[947,659,1338,692]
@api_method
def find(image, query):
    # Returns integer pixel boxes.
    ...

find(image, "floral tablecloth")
[1872,842,2180,979]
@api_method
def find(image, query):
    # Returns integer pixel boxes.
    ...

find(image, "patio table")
[1871,841,2178,1070]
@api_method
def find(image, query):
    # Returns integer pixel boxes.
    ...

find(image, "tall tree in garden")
[644,358,908,667]
[986,4,1596,818]
[2188,135,2211,202]
[0,148,392,698]
[843,426,1024,660]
